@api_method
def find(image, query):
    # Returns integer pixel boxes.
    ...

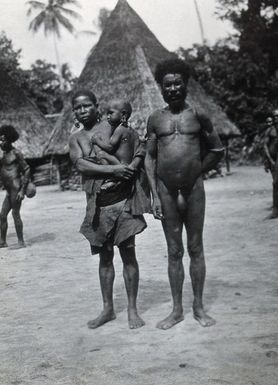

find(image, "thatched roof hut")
[0,65,53,158]
[45,0,240,155]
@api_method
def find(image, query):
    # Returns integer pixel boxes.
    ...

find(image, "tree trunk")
[193,0,205,44]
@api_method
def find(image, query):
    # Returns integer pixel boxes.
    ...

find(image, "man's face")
[273,110,278,128]
[266,117,273,127]
[72,95,98,127]
[0,135,8,150]
[107,102,122,127]
[161,73,187,107]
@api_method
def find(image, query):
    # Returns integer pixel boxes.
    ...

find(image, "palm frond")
[57,6,82,21]
[25,0,45,16]
[54,11,75,34]
[56,0,81,8]
[29,11,46,33]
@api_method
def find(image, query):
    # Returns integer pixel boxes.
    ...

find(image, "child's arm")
[98,151,121,165]
[91,127,123,154]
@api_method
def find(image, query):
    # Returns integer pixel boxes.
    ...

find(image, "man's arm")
[144,116,163,219]
[15,150,30,200]
[69,134,134,180]
[198,113,225,174]
[263,130,275,167]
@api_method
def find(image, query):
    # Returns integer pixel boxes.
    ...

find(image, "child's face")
[72,95,98,127]
[107,103,122,127]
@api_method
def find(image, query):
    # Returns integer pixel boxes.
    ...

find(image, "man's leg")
[157,179,185,330]
[0,194,11,247]
[87,244,116,329]
[271,159,278,218]
[119,237,145,329]
[10,191,25,247]
[184,178,216,327]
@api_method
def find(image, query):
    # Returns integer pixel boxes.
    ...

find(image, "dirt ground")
[0,166,278,385]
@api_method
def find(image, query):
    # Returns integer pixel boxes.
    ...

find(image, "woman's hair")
[0,125,19,143]
[71,89,98,105]
[154,59,191,86]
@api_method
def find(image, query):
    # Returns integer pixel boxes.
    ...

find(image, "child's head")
[72,89,99,128]
[0,125,19,149]
[107,99,132,127]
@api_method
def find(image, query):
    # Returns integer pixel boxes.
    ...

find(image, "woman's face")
[72,95,98,127]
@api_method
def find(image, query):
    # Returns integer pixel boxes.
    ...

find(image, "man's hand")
[152,196,163,220]
[113,165,135,180]
[16,190,25,201]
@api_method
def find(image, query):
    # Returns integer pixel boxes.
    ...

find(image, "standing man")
[263,110,278,219]
[145,59,224,330]
[0,125,30,248]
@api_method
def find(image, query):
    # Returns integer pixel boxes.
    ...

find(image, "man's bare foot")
[87,309,116,329]
[193,307,216,327]
[128,308,145,329]
[264,213,278,220]
[156,311,184,330]
[0,242,8,248]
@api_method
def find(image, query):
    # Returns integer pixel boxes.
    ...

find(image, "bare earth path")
[0,166,277,385]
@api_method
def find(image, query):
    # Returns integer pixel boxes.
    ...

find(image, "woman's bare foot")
[87,309,116,329]
[10,242,26,250]
[193,307,216,327]
[156,311,184,330]
[128,308,145,329]
[0,242,8,248]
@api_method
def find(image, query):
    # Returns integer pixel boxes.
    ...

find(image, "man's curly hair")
[0,125,19,143]
[154,59,191,86]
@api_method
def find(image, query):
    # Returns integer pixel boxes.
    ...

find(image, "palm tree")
[26,0,82,89]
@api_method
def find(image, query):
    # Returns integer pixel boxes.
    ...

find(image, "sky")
[0,0,234,77]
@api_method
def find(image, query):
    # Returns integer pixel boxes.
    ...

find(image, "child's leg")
[0,194,11,247]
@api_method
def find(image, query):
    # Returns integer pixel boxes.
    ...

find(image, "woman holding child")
[69,89,149,329]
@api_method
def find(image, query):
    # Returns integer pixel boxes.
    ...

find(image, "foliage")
[24,60,76,114]
[97,7,111,31]
[0,32,28,87]
[0,31,76,114]
[25,0,81,90]
[178,0,278,144]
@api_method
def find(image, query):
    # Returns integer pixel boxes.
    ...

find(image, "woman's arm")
[69,134,134,180]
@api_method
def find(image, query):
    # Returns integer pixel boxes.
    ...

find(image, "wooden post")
[56,159,61,189]
[224,138,231,174]
[50,155,54,184]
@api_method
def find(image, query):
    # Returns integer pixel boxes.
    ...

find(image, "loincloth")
[80,197,146,255]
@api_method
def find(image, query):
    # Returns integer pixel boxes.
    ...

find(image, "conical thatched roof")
[46,0,239,155]
[0,65,53,158]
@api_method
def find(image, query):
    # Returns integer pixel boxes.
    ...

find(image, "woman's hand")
[113,165,136,180]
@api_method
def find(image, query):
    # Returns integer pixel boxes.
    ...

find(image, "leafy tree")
[24,59,77,114]
[0,31,28,87]
[178,0,278,146]
[25,0,81,88]
[97,7,111,31]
